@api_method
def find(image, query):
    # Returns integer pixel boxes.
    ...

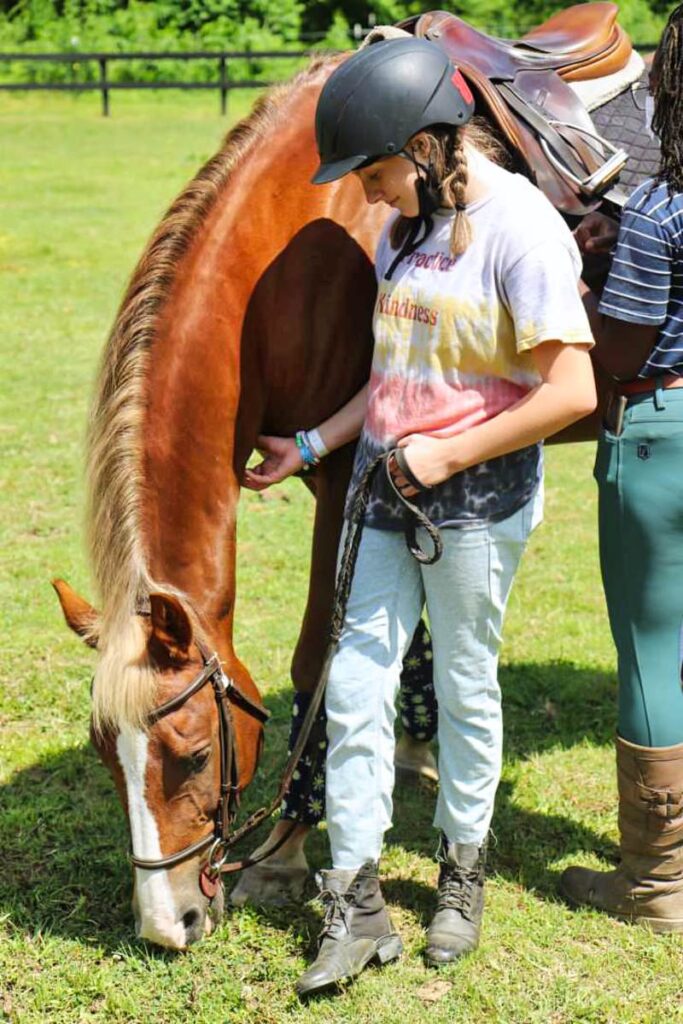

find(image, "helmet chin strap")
[385,149,440,280]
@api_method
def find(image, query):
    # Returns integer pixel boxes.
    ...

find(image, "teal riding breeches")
[595,384,683,748]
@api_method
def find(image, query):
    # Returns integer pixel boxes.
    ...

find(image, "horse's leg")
[229,446,353,907]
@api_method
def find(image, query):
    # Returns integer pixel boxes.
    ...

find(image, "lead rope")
[215,449,443,876]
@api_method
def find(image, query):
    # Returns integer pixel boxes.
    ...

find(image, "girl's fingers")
[243,466,276,490]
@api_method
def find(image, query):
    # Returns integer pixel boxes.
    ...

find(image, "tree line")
[0,0,669,84]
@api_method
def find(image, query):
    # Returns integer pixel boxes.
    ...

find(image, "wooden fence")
[0,43,658,117]
[0,50,327,115]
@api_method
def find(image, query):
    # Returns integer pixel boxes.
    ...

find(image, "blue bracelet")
[295,431,319,469]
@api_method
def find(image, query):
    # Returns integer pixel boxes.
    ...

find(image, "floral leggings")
[281,621,437,825]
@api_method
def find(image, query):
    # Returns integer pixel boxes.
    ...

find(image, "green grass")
[1,92,681,1024]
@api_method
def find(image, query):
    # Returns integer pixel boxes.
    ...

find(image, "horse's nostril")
[182,908,201,931]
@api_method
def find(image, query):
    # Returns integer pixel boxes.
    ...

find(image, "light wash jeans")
[326,486,543,869]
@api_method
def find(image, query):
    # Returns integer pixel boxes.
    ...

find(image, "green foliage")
[317,8,352,50]
[444,0,666,40]
[0,0,670,82]
[0,0,306,84]
[302,0,667,42]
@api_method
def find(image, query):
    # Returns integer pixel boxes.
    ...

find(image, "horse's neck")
[139,87,382,640]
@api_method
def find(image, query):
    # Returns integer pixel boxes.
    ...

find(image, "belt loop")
[654,379,666,410]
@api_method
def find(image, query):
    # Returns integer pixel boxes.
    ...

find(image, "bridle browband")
[129,635,270,878]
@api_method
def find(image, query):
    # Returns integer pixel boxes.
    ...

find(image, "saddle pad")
[569,49,644,110]
[590,68,660,195]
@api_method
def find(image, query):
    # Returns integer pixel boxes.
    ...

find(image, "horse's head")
[52,579,260,948]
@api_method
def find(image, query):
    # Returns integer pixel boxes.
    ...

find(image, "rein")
[129,450,443,890]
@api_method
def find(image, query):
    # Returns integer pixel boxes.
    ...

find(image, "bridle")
[129,636,270,892]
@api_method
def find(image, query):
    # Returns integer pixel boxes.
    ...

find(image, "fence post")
[99,56,109,116]
[219,54,228,116]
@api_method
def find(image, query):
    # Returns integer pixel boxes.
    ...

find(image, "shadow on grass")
[0,659,617,948]
[380,658,619,917]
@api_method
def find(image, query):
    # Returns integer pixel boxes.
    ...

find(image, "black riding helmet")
[312,38,476,185]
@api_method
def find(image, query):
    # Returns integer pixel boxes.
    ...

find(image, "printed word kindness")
[377,292,439,325]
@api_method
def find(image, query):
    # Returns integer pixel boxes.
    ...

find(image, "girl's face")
[353,149,422,217]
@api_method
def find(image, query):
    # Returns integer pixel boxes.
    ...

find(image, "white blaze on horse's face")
[117,726,207,949]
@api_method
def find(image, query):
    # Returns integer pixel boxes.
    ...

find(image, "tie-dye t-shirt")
[347,163,593,529]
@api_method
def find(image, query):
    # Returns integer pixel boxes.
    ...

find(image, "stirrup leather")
[498,79,627,197]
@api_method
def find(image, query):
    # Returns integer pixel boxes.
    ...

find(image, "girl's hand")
[242,435,303,491]
[574,211,619,254]
[391,434,454,496]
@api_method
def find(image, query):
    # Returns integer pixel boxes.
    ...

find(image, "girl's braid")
[443,129,472,257]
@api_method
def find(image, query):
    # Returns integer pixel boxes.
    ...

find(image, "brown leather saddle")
[397,2,632,214]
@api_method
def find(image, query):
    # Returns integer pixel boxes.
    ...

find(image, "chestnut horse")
[54,54,391,948]
[53,32,657,946]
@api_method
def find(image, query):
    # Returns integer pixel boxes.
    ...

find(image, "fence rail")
[0,49,328,115]
[0,44,659,117]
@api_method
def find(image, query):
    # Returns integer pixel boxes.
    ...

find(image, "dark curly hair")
[652,3,683,193]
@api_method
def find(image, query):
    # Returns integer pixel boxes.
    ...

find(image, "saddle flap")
[459,65,600,215]
[508,68,604,169]
[503,69,628,199]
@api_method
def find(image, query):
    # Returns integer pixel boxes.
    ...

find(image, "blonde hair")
[390,118,508,258]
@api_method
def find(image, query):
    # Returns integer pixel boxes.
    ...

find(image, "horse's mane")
[87,54,337,731]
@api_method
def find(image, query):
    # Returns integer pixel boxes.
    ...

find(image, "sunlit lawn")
[1,91,681,1024]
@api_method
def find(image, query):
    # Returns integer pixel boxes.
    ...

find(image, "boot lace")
[318,887,352,940]
[436,865,479,921]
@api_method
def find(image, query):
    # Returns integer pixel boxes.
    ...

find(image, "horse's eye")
[182,747,210,774]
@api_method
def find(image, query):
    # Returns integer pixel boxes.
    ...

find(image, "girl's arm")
[242,384,369,491]
[396,340,596,491]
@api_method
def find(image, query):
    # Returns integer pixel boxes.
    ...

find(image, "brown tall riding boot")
[560,736,683,933]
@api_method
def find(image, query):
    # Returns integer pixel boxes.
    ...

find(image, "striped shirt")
[599,179,683,378]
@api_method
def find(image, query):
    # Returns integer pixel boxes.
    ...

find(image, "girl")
[245,38,596,993]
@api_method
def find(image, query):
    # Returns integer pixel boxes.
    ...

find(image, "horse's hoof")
[229,864,309,907]
[395,734,439,791]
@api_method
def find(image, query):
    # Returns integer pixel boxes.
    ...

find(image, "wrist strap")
[306,427,329,460]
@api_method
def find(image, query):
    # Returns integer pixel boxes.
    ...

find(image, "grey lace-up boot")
[425,834,487,966]
[295,861,403,997]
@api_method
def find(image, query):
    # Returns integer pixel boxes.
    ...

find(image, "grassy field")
[1,91,681,1024]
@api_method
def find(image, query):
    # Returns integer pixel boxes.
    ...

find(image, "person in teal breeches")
[561,4,683,932]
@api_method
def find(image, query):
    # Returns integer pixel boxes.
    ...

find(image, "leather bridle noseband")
[129,637,270,884]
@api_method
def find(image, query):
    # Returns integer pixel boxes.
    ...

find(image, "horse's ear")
[148,593,193,660]
[52,579,100,649]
